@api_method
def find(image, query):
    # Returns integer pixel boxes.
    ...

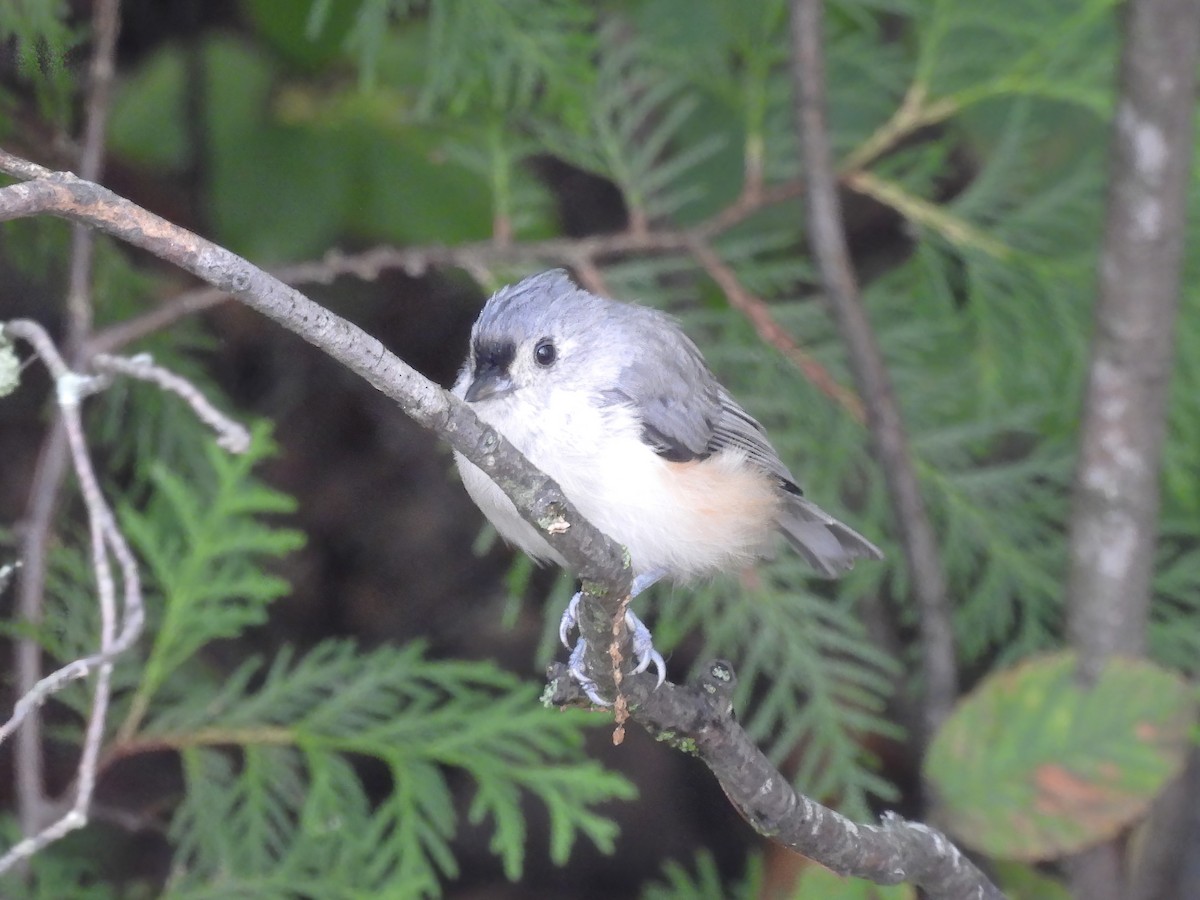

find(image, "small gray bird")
[453,270,882,701]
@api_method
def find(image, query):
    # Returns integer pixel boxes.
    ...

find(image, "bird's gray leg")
[559,569,665,645]
[562,569,668,704]
[567,639,609,706]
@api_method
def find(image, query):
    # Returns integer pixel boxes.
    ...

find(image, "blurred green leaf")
[108,46,190,171]
[926,652,1196,860]
[242,0,361,70]
[349,124,492,244]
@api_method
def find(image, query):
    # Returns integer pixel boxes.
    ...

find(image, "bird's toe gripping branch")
[558,578,667,706]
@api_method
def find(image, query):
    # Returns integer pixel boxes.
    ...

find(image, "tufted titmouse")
[453,270,883,700]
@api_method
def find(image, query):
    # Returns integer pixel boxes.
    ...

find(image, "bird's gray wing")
[709,387,799,488]
[601,319,721,462]
[602,313,797,487]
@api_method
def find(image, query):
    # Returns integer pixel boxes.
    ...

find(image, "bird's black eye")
[533,338,556,367]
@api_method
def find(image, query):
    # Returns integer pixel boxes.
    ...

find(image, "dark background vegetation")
[0,0,1197,897]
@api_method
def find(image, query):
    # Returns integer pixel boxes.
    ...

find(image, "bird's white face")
[456,306,610,412]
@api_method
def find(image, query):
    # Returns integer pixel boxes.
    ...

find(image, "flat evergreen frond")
[140,654,264,734]
[0,0,79,122]
[912,0,1117,109]
[761,77,803,184]
[602,255,722,312]
[955,257,1092,413]
[166,745,434,899]
[641,849,762,900]
[119,425,304,726]
[891,310,1071,660]
[0,0,73,68]
[1149,533,1200,675]
[149,640,633,895]
[843,231,1083,662]
[334,0,418,92]
[407,0,595,117]
[440,126,557,240]
[634,0,787,100]
[710,224,808,274]
[829,0,924,27]
[953,102,1108,259]
[535,21,722,224]
[825,23,915,155]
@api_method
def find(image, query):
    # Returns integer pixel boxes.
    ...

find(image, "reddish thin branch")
[788,0,958,740]
[65,0,121,351]
[689,238,864,421]
[12,421,68,837]
[85,180,807,357]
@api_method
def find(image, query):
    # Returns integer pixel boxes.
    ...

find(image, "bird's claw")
[626,609,666,686]
[568,638,610,706]
[559,590,582,648]
[562,601,666,706]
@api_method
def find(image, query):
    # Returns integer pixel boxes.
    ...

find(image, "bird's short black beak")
[464,364,515,402]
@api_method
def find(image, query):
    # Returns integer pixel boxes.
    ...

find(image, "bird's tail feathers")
[778,495,884,578]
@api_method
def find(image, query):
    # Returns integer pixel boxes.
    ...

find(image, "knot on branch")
[696,658,737,720]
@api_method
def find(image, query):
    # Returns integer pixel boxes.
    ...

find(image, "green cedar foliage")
[159,642,632,895]
[2,422,633,898]
[0,0,79,124]
[640,849,761,900]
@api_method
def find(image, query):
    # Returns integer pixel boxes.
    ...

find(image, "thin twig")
[0,320,144,876]
[13,422,68,838]
[788,0,958,741]
[83,181,807,357]
[65,0,122,352]
[91,354,251,453]
[13,0,123,847]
